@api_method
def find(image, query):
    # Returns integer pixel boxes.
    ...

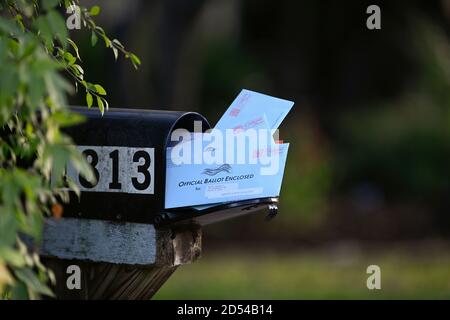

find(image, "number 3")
[132,150,152,191]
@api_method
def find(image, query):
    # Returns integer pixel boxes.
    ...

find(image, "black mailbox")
[63,107,278,226]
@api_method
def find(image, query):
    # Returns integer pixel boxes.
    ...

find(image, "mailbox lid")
[67,107,209,148]
[63,107,210,224]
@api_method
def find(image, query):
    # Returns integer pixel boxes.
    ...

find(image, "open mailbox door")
[63,90,293,227]
[156,197,279,227]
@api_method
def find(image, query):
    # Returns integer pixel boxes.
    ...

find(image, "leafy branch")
[0,0,140,299]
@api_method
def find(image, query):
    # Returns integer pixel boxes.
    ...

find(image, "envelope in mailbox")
[164,89,293,209]
[215,89,294,130]
[165,143,290,209]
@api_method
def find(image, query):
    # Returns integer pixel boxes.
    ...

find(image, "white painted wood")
[41,218,158,265]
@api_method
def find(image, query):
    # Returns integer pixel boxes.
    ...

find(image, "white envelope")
[164,89,294,209]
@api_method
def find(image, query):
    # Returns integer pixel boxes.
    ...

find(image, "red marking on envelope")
[232,116,264,134]
[229,108,240,117]
[252,145,282,158]
[229,93,251,117]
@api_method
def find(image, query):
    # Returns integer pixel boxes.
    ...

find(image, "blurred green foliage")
[265,20,450,235]
[281,116,333,228]
[0,0,138,299]
[336,22,450,206]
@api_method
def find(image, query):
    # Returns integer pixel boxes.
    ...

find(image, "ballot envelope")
[165,89,294,212]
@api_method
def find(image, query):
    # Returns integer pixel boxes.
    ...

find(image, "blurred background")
[72,0,450,298]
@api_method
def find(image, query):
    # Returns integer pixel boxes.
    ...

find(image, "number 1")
[109,149,122,189]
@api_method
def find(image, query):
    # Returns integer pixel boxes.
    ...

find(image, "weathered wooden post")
[41,219,201,299]
[39,107,278,299]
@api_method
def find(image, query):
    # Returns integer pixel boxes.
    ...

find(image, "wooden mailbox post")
[39,107,278,299]
[41,219,201,299]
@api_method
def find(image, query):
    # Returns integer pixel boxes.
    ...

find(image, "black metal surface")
[156,197,279,227]
[63,107,210,224]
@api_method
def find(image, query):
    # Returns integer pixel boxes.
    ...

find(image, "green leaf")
[50,110,85,127]
[14,14,25,32]
[94,26,106,36]
[94,84,106,95]
[85,81,96,92]
[68,146,95,184]
[47,10,68,48]
[112,46,118,61]
[72,64,84,76]
[66,178,81,198]
[112,39,124,49]
[0,210,18,247]
[130,53,141,69]
[0,247,26,268]
[63,52,76,65]
[33,16,53,48]
[103,97,109,110]
[14,268,54,297]
[43,0,61,10]
[102,35,111,48]
[44,71,72,111]
[89,5,101,16]
[91,31,98,46]
[86,92,93,108]
[67,38,81,60]
[41,144,71,183]
[11,281,29,299]
[97,96,104,115]
[0,16,23,35]
[24,210,44,243]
